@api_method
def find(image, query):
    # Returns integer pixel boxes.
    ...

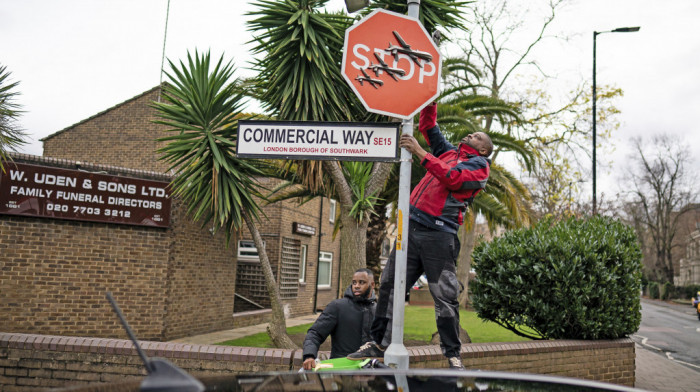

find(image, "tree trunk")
[665,247,674,283]
[338,203,370,294]
[365,199,389,288]
[456,214,478,308]
[243,211,297,349]
[323,160,392,294]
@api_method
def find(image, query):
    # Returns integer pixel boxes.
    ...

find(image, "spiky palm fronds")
[0,64,26,173]
[361,0,471,40]
[342,161,382,223]
[152,51,264,240]
[472,163,531,231]
[247,0,359,122]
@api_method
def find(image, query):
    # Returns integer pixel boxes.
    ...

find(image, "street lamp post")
[344,0,369,13]
[592,26,639,214]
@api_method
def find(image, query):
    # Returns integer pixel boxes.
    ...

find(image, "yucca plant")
[0,64,26,173]
[151,50,297,349]
[247,0,477,291]
[359,0,471,39]
[247,0,394,291]
[342,161,382,223]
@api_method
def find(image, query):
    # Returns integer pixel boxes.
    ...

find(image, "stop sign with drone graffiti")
[341,9,442,119]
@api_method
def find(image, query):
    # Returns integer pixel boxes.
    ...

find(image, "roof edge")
[40,85,163,142]
[6,151,172,182]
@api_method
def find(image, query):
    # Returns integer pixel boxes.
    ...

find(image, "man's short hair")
[355,268,373,279]
[481,133,494,157]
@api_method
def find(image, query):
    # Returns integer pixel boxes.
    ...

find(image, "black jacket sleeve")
[302,301,339,359]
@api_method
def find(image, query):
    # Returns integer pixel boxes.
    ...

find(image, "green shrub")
[648,282,659,299]
[471,216,642,340]
[661,282,673,300]
[692,285,700,299]
[677,284,700,300]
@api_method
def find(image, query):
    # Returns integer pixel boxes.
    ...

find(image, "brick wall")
[0,215,170,340]
[0,202,239,342]
[237,177,342,317]
[275,193,342,316]
[0,333,636,391]
[0,156,238,341]
[40,87,344,320]
[162,200,238,339]
[412,340,635,385]
[41,87,168,174]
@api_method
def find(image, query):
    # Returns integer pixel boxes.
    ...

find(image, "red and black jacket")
[409,103,491,234]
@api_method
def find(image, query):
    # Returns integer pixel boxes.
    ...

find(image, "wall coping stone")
[232,309,272,319]
[7,152,171,182]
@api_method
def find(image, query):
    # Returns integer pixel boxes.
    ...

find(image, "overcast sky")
[2,0,698,202]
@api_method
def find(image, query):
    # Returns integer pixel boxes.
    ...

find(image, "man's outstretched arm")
[302,303,338,370]
[417,102,455,157]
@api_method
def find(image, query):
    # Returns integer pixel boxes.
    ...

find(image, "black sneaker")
[447,356,465,370]
[347,341,385,360]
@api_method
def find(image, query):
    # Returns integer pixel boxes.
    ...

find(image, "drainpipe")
[336,239,343,299]
[312,197,324,313]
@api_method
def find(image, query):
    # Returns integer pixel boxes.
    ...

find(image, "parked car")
[55,368,645,392]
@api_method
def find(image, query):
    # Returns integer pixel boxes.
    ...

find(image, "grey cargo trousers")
[370,221,462,358]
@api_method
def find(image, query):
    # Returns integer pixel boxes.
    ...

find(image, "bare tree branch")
[620,134,698,281]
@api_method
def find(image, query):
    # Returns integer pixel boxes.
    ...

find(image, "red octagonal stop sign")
[342,9,441,120]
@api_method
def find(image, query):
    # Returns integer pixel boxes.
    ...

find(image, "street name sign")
[236,120,400,161]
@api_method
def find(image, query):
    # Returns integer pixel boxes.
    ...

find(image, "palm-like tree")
[0,64,26,173]
[247,0,471,291]
[152,51,297,348]
[359,0,471,36]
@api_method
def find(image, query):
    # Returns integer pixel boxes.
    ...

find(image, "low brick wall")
[0,332,635,391]
[232,309,272,328]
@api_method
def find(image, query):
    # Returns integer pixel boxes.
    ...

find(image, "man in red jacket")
[348,102,492,370]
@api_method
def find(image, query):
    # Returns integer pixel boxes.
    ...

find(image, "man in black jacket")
[302,268,376,370]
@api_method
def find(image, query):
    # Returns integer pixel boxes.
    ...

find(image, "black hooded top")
[302,285,377,359]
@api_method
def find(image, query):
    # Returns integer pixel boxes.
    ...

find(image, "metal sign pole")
[383,118,412,369]
[383,0,420,371]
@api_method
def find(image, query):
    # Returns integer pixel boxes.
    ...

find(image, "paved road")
[633,299,700,372]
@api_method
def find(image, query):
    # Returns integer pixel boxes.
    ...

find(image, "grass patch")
[217,305,533,347]
[404,306,532,344]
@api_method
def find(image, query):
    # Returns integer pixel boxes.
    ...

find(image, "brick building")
[0,86,341,341]
[676,224,700,286]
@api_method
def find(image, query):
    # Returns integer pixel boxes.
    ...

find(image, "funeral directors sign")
[237,120,400,161]
[0,163,171,227]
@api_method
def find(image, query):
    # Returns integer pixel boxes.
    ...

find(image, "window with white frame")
[317,251,333,288]
[329,199,337,223]
[299,245,308,283]
[238,240,264,261]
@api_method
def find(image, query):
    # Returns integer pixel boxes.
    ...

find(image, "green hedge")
[677,284,700,299]
[648,282,659,299]
[661,282,673,300]
[471,216,642,340]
